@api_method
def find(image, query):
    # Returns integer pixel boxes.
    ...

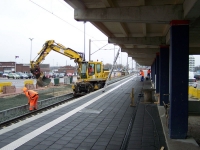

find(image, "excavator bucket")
[37,76,51,87]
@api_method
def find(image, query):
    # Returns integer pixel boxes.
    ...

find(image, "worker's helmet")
[22,87,27,92]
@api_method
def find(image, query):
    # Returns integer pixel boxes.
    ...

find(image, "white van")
[189,72,197,88]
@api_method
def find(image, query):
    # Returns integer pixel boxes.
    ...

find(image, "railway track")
[0,93,74,129]
[0,74,134,129]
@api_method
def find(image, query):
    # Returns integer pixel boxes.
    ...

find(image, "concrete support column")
[151,60,155,83]
[169,20,189,139]
[156,53,160,93]
[159,46,169,106]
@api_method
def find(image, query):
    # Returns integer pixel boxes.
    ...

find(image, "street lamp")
[29,38,34,62]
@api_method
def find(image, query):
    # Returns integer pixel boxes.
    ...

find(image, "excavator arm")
[30,40,84,87]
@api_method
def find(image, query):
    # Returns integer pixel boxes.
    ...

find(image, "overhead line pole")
[84,22,86,61]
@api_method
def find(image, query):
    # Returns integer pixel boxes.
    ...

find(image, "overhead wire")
[29,0,112,51]
[29,0,84,33]
[30,0,101,41]
[58,0,73,11]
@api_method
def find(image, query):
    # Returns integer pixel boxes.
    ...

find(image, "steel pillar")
[151,60,155,83]
[159,46,169,106]
[156,53,160,93]
[169,20,189,139]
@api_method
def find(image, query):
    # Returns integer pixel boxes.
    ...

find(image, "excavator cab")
[80,62,95,78]
[80,62,88,79]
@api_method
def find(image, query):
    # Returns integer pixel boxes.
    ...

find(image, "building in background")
[0,62,50,76]
[0,62,15,74]
[16,64,30,73]
[189,55,195,71]
[57,65,76,75]
[0,62,78,76]
[40,64,50,73]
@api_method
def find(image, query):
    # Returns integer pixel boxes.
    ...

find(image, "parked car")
[67,73,73,76]
[26,73,34,79]
[194,70,200,80]
[2,73,8,78]
[7,73,20,79]
[45,73,53,78]
[16,72,29,79]
[59,73,65,78]
[189,77,197,88]
[21,73,29,79]
[52,73,59,78]
[51,73,56,78]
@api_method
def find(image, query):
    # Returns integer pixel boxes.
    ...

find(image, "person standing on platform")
[23,87,39,111]
[147,69,151,79]
[140,70,144,82]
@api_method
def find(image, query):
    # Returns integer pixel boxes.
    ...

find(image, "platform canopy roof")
[64,0,200,66]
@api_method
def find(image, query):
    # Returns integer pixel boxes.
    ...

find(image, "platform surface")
[0,75,195,150]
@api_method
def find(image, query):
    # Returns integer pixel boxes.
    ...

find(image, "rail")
[0,94,74,124]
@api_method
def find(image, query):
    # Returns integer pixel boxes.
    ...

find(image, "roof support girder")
[122,48,159,54]
[109,37,166,46]
[74,5,183,23]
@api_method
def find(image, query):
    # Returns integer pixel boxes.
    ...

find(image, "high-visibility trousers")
[29,95,39,111]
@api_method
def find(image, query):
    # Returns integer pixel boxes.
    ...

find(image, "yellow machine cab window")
[96,63,101,73]
[88,64,95,76]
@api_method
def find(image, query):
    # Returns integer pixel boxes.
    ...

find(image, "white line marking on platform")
[1,76,135,150]
[0,75,135,135]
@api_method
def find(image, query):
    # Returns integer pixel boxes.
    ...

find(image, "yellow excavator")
[30,40,110,96]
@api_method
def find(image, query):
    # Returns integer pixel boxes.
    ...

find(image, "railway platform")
[0,75,199,150]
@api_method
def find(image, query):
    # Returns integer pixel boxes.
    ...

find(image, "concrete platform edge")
[157,106,200,150]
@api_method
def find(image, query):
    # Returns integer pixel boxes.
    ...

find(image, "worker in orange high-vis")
[88,65,93,75]
[140,70,144,82]
[23,87,39,111]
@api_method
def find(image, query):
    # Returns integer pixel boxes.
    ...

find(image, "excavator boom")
[30,40,83,86]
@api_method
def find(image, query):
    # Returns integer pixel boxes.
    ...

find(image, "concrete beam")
[92,22,114,37]
[134,60,153,66]
[139,0,145,5]
[122,48,159,54]
[64,0,85,9]
[189,47,200,55]
[133,57,155,61]
[128,54,156,58]
[101,0,115,7]
[118,23,129,37]
[123,47,200,58]
[74,5,183,23]
[142,23,146,36]
[109,37,166,46]
[183,0,200,19]
[166,28,170,45]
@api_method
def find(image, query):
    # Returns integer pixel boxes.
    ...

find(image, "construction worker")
[88,65,93,75]
[147,69,151,79]
[140,70,144,82]
[22,87,39,111]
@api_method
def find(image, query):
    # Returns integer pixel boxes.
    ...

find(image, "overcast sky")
[0,0,135,69]
[0,0,199,68]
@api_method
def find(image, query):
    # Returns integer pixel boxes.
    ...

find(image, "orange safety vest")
[88,67,93,73]
[148,70,151,74]
[25,90,38,100]
[140,71,144,76]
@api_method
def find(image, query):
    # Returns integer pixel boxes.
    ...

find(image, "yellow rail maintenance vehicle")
[30,40,109,96]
